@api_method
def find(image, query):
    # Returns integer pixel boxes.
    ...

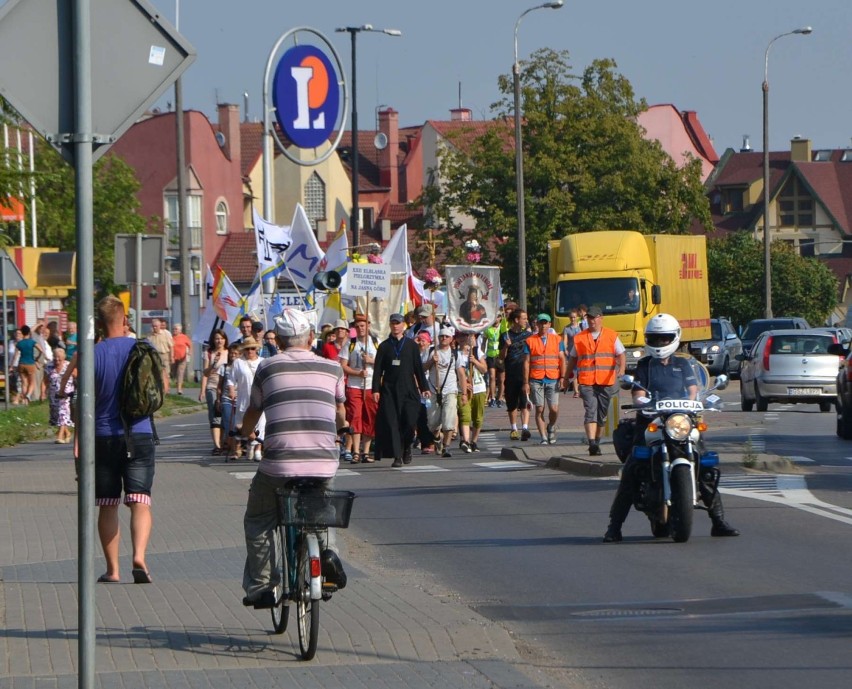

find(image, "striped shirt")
[249,349,345,478]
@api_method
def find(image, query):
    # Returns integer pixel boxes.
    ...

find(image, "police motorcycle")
[618,370,729,543]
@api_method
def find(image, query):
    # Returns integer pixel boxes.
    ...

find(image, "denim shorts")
[95,433,156,506]
[529,380,559,408]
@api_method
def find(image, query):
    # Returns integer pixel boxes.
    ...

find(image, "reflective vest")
[527,334,561,380]
[574,328,619,386]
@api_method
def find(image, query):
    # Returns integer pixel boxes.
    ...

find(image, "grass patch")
[0,393,204,448]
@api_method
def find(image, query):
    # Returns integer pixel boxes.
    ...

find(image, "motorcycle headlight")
[665,414,693,441]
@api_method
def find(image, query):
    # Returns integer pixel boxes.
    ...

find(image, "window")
[215,200,228,235]
[720,187,744,214]
[304,172,326,230]
[813,150,832,162]
[165,194,202,249]
[799,238,815,257]
[778,177,813,228]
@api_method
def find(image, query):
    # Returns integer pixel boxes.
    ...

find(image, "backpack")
[348,335,379,354]
[119,340,164,445]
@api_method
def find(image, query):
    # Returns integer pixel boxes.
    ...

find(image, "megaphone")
[312,270,342,291]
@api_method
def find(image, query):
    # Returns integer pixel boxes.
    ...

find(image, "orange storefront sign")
[0,196,24,222]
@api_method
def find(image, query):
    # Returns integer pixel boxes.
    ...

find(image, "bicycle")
[268,478,355,660]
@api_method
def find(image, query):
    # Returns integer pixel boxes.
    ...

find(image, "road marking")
[721,474,852,525]
[787,456,815,463]
[172,422,209,427]
[393,464,450,472]
[474,461,532,470]
[158,434,184,440]
[336,468,360,476]
[230,472,256,480]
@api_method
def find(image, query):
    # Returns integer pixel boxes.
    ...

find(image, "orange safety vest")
[527,333,561,380]
[574,328,619,386]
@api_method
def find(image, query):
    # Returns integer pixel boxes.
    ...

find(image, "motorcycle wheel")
[669,465,694,543]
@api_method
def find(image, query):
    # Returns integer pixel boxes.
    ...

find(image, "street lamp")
[514,0,563,312]
[336,25,401,249]
[762,26,812,318]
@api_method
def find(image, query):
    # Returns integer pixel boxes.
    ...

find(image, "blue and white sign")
[273,44,341,150]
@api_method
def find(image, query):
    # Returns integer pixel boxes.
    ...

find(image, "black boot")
[708,494,740,537]
[603,524,623,542]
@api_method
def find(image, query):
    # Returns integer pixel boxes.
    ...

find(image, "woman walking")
[200,329,228,455]
[46,347,75,443]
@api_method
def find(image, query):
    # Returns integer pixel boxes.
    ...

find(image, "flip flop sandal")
[131,568,153,584]
[97,574,120,584]
[350,453,361,463]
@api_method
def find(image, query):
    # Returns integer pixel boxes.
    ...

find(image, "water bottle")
[421,395,432,409]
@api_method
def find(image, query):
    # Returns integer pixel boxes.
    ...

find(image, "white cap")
[439,326,456,337]
[274,308,312,337]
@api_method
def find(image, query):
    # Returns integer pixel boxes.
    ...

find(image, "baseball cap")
[389,313,405,323]
[274,308,312,337]
[587,306,603,318]
[536,313,552,323]
[439,326,456,337]
[417,304,433,316]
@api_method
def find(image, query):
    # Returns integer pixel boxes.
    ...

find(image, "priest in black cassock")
[372,312,430,467]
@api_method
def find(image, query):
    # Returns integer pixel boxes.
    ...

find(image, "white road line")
[788,456,815,464]
[394,464,450,472]
[474,461,532,470]
[172,422,209,428]
[721,474,852,525]
[158,434,184,440]
[230,471,256,480]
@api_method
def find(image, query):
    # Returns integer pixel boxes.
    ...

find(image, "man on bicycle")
[240,308,348,608]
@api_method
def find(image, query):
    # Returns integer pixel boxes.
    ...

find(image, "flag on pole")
[267,292,285,318]
[380,224,412,312]
[212,264,245,326]
[319,217,349,275]
[285,203,325,294]
[193,265,239,345]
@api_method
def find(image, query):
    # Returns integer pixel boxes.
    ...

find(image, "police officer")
[603,313,740,542]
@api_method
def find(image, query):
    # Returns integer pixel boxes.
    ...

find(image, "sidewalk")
[0,418,550,689]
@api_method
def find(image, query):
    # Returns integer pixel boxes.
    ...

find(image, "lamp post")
[336,25,401,249]
[514,0,563,312]
[762,26,812,319]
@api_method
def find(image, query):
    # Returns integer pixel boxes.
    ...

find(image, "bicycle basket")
[281,490,356,528]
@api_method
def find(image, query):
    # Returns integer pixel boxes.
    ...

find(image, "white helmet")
[644,313,681,359]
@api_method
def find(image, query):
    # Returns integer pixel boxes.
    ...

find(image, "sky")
[4,0,851,155]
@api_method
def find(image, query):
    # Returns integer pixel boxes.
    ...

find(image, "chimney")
[378,108,400,202]
[217,103,241,165]
[740,134,752,152]
[790,136,811,162]
[450,107,472,122]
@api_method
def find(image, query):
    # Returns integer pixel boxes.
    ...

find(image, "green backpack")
[119,340,165,444]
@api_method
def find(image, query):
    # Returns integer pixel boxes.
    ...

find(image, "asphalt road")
[333,384,852,689]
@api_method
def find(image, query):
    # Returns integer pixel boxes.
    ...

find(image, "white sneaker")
[253,447,263,461]
[547,426,557,444]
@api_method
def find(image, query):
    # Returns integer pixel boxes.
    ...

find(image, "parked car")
[740,317,811,356]
[812,326,852,347]
[828,341,852,438]
[738,329,839,412]
[688,317,743,376]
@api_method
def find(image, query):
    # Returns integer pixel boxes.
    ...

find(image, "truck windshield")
[555,278,640,316]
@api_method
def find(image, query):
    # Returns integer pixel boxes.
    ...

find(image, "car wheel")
[839,404,852,439]
[755,385,768,412]
[819,400,832,413]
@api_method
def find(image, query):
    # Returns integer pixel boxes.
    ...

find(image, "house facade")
[705,136,852,323]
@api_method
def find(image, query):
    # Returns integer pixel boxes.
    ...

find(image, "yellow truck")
[548,231,711,369]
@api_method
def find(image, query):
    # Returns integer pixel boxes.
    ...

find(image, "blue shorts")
[95,433,156,506]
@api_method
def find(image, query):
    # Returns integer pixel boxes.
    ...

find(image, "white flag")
[283,203,325,293]
[253,207,292,282]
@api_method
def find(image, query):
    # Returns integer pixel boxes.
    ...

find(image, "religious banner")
[445,265,501,333]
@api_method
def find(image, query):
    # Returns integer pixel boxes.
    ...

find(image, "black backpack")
[119,340,164,445]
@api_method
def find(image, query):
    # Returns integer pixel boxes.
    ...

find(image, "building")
[705,136,852,322]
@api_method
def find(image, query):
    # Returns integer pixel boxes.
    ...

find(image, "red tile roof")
[211,231,257,285]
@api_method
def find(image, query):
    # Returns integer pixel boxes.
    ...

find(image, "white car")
[738,329,839,412]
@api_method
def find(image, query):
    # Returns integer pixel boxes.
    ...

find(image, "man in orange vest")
[563,306,626,456]
[525,314,565,444]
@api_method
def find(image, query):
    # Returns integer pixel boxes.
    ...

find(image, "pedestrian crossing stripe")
[230,472,257,480]
[474,461,533,470]
[393,464,450,472]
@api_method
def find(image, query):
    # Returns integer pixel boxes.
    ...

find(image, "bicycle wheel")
[296,535,319,660]
[270,523,289,634]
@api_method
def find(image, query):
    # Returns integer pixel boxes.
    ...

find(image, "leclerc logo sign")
[273,44,340,150]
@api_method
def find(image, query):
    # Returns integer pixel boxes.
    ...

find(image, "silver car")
[739,329,839,412]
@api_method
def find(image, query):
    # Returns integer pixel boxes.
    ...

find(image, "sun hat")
[239,336,261,350]
[273,308,312,337]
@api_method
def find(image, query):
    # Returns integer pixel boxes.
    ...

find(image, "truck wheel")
[755,386,768,412]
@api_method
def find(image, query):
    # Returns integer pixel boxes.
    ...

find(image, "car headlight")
[665,414,693,441]
[708,344,720,353]
[631,349,643,359]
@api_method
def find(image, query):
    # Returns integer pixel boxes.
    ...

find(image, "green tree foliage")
[707,232,838,327]
[423,48,712,305]
[30,145,148,292]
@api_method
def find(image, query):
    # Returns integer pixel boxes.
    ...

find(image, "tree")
[422,48,712,305]
[707,232,838,327]
[32,144,149,293]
